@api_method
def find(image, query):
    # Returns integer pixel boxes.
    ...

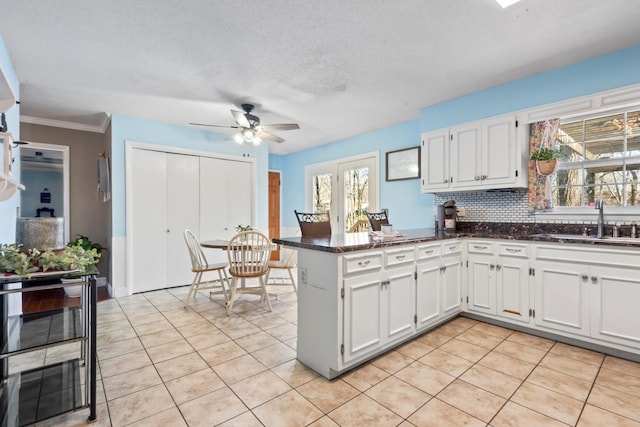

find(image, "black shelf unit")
[0,272,97,426]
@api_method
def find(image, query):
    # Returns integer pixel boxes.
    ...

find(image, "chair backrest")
[366,211,389,231]
[227,230,272,277]
[184,229,207,271]
[294,210,331,237]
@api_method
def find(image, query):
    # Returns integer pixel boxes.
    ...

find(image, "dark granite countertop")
[273,222,640,253]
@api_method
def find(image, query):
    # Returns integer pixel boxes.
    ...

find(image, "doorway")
[305,152,379,233]
[268,171,281,260]
[19,142,70,242]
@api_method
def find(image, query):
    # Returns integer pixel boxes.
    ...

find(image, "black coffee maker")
[443,200,457,231]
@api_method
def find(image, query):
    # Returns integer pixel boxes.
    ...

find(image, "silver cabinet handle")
[443,179,449,183]
[581,274,588,281]
[505,248,521,253]
[381,279,390,287]
[358,260,371,268]
[490,264,495,270]
[481,175,487,180]
[474,176,481,180]
[424,249,434,255]
[447,246,457,251]
[473,245,488,250]
[395,255,406,261]
[496,264,502,271]
[591,276,598,284]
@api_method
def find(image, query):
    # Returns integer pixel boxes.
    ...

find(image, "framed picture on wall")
[386,146,420,181]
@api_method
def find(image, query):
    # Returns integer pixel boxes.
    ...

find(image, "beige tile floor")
[38,279,640,427]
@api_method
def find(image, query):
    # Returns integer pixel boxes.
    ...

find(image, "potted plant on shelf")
[530,146,563,175]
[57,235,103,297]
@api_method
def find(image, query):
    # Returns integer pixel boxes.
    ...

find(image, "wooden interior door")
[269,171,281,260]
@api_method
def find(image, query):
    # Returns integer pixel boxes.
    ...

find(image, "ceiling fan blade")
[190,122,239,129]
[259,123,300,131]
[231,110,251,128]
[258,131,285,143]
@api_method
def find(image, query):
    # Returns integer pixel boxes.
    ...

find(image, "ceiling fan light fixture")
[243,129,255,142]
[232,133,244,144]
[252,135,262,146]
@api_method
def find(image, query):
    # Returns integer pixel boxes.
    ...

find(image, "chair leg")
[226,277,238,316]
[184,272,201,307]
[288,268,297,294]
[259,276,273,312]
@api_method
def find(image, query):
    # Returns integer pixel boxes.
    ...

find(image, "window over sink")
[552,107,640,208]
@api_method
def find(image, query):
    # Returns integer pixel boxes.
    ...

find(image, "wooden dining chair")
[294,210,331,237]
[183,229,229,307]
[265,244,297,296]
[366,211,389,231]
[226,230,273,315]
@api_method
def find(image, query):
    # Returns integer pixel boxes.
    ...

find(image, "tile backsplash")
[434,190,534,223]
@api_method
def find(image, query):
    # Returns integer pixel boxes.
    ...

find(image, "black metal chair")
[366,211,389,231]
[294,210,331,237]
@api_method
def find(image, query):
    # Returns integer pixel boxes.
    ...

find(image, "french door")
[306,153,378,233]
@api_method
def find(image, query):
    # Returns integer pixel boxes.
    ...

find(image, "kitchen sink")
[528,233,640,244]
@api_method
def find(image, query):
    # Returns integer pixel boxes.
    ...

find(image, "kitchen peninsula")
[274,225,640,379]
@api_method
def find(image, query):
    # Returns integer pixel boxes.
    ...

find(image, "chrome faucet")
[595,198,604,238]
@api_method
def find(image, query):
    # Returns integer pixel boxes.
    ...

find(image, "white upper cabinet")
[420,130,450,190]
[421,114,526,193]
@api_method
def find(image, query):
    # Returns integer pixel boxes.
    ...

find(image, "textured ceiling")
[1,0,640,154]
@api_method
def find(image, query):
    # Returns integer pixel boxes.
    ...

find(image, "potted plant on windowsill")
[530,146,563,175]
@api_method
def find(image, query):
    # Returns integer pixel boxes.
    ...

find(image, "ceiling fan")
[190,103,300,145]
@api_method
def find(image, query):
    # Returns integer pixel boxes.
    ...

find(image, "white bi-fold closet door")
[128,147,253,294]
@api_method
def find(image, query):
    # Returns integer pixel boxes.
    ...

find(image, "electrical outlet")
[457,207,467,217]
[300,268,308,285]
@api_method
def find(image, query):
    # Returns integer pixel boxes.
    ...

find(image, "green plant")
[235,225,253,232]
[0,244,40,276]
[67,234,104,254]
[530,146,563,161]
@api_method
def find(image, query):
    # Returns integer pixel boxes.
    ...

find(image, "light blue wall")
[420,44,640,131]
[273,120,435,231]
[0,34,20,244]
[110,114,270,237]
[274,44,640,233]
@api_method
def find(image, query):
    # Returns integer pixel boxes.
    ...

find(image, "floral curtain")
[528,119,560,210]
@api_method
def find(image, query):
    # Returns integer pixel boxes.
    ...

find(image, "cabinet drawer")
[442,240,462,255]
[498,242,528,258]
[384,247,416,268]
[417,243,441,261]
[343,251,383,275]
[467,240,493,254]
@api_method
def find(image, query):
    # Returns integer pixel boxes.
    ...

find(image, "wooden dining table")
[200,239,229,249]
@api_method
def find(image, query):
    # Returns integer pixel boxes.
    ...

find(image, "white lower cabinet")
[466,241,530,323]
[591,266,640,348]
[532,260,590,335]
[441,241,463,316]
[533,244,640,351]
[343,263,415,364]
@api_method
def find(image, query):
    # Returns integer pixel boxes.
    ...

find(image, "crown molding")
[20,114,111,134]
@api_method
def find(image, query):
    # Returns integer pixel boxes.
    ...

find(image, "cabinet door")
[591,266,640,349]
[496,256,530,323]
[384,265,416,344]
[533,261,590,335]
[442,256,462,316]
[467,254,496,315]
[416,260,441,330]
[482,116,516,186]
[450,124,481,188]
[343,272,382,363]
[421,131,450,191]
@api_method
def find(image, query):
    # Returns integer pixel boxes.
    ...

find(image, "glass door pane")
[312,173,332,214]
[339,156,377,234]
